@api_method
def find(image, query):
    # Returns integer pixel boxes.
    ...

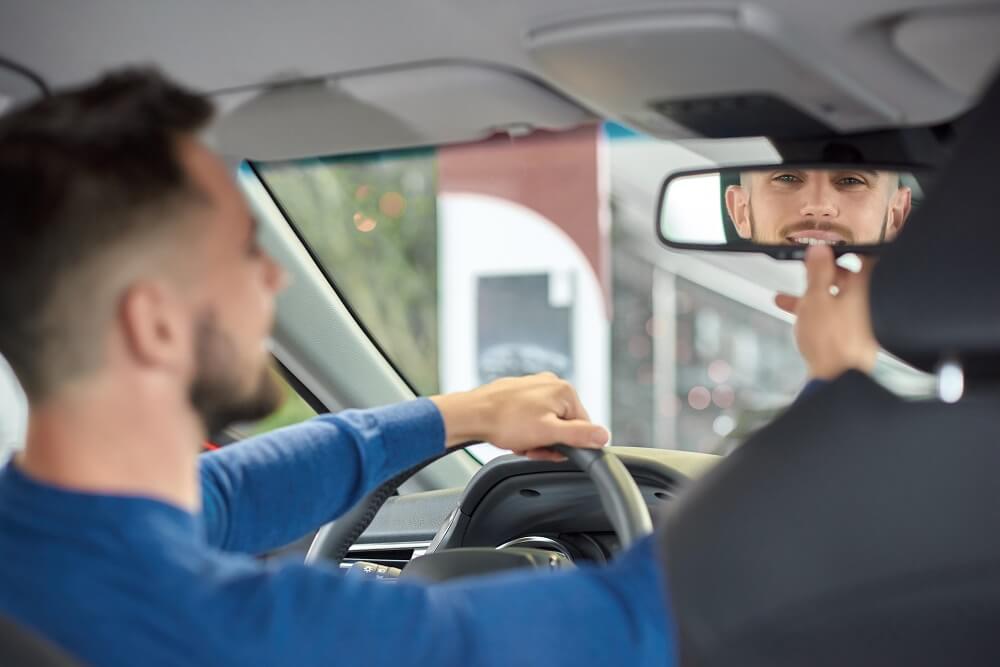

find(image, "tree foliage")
[258,151,440,396]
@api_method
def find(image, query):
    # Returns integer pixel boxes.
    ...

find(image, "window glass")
[228,368,317,440]
[256,152,439,395]
[252,124,931,462]
[0,354,27,463]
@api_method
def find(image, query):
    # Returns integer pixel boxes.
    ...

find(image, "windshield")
[251,123,930,462]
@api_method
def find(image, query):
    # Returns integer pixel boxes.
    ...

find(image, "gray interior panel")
[356,488,464,544]
[212,63,591,160]
[5,0,998,146]
[893,8,1000,97]
[526,9,912,137]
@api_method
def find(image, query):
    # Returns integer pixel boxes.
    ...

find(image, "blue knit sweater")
[0,399,675,666]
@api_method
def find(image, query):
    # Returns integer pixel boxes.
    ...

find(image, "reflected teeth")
[792,238,837,246]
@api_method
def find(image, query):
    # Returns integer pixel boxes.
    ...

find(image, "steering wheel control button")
[349,561,402,581]
[547,553,572,570]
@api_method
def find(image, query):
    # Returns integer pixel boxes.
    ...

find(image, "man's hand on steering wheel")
[430,372,610,462]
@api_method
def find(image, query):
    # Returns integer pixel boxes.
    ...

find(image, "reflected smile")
[785,230,848,246]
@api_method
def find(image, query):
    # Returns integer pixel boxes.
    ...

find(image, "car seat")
[657,69,1000,666]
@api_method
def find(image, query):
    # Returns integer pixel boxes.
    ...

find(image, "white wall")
[438,193,609,462]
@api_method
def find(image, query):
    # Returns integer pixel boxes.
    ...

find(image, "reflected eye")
[772,173,802,184]
[836,176,866,187]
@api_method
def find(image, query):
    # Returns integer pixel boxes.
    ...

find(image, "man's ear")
[725,185,752,239]
[118,280,191,372]
[886,186,913,239]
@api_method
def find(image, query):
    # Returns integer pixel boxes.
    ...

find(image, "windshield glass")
[251,123,931,462]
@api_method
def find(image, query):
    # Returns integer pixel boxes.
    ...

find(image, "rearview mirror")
[656,164,926,259]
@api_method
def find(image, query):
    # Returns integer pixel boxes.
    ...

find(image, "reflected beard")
[187,310,283,439]
[749,205,890,245]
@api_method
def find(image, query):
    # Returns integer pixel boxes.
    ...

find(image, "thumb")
[774,292,799,314]
[804,245,836,296]
[544,417,610,449]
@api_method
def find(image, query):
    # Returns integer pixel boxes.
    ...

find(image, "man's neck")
[16,377,204,512]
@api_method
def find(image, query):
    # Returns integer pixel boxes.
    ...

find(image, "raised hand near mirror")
[775,245,879,381]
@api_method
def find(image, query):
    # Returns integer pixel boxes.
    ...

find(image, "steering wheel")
[306,444,654,575]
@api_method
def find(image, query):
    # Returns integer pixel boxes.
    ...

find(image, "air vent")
[340,541,430,571]
[652,93,832,139]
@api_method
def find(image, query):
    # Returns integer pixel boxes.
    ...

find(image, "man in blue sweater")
[0,69,674,665]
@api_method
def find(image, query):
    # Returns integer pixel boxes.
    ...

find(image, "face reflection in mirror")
[724,169,913,246]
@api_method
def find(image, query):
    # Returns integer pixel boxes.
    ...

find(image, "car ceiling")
[2,0,1000,157]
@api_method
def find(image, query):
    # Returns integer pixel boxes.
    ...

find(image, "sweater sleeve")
[198,398,446,554]
[205,535,677,667]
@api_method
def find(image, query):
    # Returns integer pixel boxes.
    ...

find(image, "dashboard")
[342,446,719,570]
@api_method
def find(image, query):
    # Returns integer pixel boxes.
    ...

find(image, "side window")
[0,354,27,463]
[223,368,318,442]
[255,152,440,396]
[0,352,314,456]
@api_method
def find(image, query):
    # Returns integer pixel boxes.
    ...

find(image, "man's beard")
[187,310,283,438]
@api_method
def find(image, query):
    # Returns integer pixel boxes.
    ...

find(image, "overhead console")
[525,7,1000,140]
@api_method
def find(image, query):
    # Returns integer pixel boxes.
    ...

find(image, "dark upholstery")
[659,373,1000,666]
[870,68,1000,378]
[658,69,1000,666]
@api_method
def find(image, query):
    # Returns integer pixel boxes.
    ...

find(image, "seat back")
[659,69,1000,665]
[660,373,1000,666]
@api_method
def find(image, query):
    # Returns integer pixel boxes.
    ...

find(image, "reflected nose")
[799,178,838,219]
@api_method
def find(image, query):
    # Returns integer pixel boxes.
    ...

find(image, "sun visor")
[209,63,591,160]
[870,69,1000,379]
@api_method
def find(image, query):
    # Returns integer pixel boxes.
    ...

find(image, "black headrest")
[871,69,1000,378]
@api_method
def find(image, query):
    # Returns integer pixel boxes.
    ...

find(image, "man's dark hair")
[0,68,214,400]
